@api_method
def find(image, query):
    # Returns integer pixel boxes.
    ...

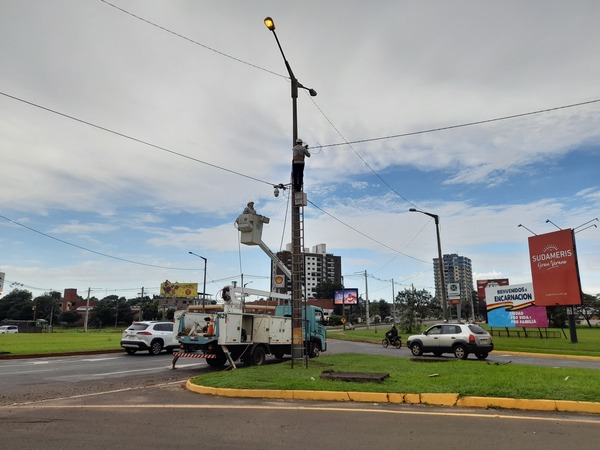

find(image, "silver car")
[406,323,493,360]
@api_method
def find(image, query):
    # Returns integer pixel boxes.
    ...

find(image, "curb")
[185,380,600,415]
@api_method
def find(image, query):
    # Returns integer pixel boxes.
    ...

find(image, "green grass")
[191,353,600,402]
[0,328,122,355]
[328,325,600,357]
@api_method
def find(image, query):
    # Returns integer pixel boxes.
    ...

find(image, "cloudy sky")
[1,0,599,304]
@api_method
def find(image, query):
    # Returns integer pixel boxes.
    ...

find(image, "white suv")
[120,321,179,355]
[406,323,493,360]
[0,325,19,333]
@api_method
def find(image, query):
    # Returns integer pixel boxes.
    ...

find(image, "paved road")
[1,378,599,450]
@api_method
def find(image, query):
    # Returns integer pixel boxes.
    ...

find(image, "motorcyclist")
[386,324,398,343]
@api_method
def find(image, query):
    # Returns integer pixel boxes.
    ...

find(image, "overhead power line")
[315,99,600,149]
[0,213,199,271]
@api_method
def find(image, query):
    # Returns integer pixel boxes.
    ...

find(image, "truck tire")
[248,345,266,366]
[308,342,320,358]
[206,355,227,367]
[272,350,285,359]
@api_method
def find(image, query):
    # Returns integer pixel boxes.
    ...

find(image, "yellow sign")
[160,280,198,298]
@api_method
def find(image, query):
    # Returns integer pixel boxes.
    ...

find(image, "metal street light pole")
[188,251,207,308]
[264,17,317,365]
[409,208,448,321]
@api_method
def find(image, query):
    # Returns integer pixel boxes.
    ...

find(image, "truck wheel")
[206,355,227,367]
[149,340,163,355]
[249,346,266,366]
[309,342,320,358]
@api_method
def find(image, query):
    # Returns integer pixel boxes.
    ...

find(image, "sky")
[1,0,599,304]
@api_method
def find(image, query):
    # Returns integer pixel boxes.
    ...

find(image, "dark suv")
[120,321,179,355]
[406,323,493,360]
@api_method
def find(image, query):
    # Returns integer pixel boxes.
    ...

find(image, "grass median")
[190,353,600,403]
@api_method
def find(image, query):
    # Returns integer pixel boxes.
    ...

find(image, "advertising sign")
[160,280,198,298]
[485,282,548,328]
[528,229,582,306]
[447,282,461,305]
[476,278,509,300]
[334,288,359,305]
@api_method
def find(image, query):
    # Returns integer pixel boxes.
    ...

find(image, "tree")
[547,306,568,328]
[396,287,433,334]
[313,280,344,300]
[141,300,159,320]
[33,291,62,325]
[91,298,117,327]
[58,311,82,326]
[575,293,600,327]
[0,289,33,320]
[369,299,392,322]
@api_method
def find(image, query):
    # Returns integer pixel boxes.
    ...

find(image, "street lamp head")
[264,17,275,31]
[408,208,417,212]
[308,88,317,97]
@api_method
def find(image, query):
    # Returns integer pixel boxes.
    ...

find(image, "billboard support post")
[568,306,578,344]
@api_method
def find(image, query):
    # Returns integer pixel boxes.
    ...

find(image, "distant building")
[272,243,342,299]
[434,253,474,305]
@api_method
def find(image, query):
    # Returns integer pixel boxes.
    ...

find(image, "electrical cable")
[0,213,198,271]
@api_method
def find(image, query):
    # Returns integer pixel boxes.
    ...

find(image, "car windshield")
[468,324,488,334]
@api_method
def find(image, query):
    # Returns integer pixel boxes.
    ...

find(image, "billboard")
[477,278,509,300]
[160,280,198,298]
[485,283,548,328]
[334,288,359,305]
[528,229,582,306]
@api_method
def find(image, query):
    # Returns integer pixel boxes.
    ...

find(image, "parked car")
[406,323,493,360]
[0,325,19,334]
[120,321,179,355]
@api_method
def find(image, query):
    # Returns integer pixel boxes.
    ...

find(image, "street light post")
[264,17,316,365]
[409,208,448,321]
[188,251,207,308]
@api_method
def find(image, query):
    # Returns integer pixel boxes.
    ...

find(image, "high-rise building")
[272,243,342,298]
[433,253,473,305]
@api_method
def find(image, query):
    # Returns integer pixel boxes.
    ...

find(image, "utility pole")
[391,278,396,322]
[364,270,370,330]
[84,287,91,332]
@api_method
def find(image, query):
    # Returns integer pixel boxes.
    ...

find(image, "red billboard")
[476,278,509,300]
[528,229,582,306]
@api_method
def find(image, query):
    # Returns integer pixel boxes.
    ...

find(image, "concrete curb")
[185,380,600,415]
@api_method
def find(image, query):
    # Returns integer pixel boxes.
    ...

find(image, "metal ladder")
[291,192,306,363]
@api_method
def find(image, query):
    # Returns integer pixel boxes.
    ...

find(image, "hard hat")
[296,138,303,144]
